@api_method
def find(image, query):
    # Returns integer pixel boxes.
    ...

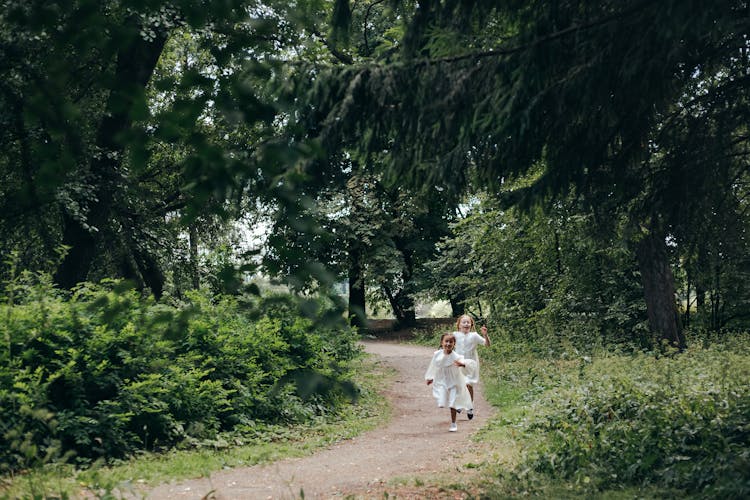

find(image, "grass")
[0,350,394,499]
[486,345,748,498]
[398,330,750,498]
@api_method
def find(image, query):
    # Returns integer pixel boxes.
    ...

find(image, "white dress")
[424,350,475,410]
[453,331,486,385]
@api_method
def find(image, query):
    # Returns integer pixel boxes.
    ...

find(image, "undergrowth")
[407,320,750,497]
[476,329,750,498]
[0,352,391,499]
[0,272,369,498]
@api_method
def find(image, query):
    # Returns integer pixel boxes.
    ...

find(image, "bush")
[0,275,359,473]
[523,344,750,496]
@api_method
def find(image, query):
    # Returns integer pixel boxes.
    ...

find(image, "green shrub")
[0,275,359,474]
[523,345,750,496]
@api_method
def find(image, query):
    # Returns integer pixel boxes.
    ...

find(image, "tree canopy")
[2,0,750,342]
[286,0,750,345]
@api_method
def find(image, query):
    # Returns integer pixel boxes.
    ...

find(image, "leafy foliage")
[524,345,750,496]
[426,195,650,349]
[0,0,292,298]
[291,0,750,344]
[480,333,750,497]
[0,274,359,473]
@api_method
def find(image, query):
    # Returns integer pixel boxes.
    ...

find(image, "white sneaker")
[449,422,457,432]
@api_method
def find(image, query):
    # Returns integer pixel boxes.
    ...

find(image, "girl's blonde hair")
[455,314,475,331]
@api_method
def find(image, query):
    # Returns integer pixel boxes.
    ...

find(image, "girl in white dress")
[425,333,476,431]
[453,315,491,419]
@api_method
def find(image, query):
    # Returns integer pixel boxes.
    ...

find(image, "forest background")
[1,0,749,498]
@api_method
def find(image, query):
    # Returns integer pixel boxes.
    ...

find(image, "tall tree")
[259,0,458,326]
[428,194,649,347]
[0,1,279,296]
[295,0,750,347]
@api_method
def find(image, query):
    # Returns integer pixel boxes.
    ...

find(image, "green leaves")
[522,347,750,495]
[272,368,358,403]
[0,277,360,473]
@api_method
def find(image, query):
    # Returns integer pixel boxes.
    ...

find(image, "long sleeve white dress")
[424,349,475,410]
[453,330,486,385]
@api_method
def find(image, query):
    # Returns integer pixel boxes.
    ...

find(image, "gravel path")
[144,340,494,499]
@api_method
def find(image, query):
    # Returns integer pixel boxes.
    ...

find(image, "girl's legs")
[449,407,458,431]
[467,384,475,419]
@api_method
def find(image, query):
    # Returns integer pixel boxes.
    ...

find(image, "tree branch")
[363,0,386,56]
[311,28,354,65]
[412,0,661,66]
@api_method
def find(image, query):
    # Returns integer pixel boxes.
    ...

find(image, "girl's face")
[458,316,472,332]
[442,335,456,353]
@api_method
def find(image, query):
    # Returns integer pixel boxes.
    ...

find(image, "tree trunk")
[390,239,416,327]
[382,285,400,320]
[347,246,367,329]
[449,293,465,317]
[189,225,200,290]
[712,259,721,331]
[54,25,167,293]
[684,270,691,328]
[133,245,165,299]
[635,231,686,349]
[401,308,416,326]
[54,212,98,289]
[382,285,416,327]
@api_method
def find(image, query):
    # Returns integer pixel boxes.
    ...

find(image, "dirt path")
[145,340,494,499]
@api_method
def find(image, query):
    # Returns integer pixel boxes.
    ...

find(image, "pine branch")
[412,0,661,66]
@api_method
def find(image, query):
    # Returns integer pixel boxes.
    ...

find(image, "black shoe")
[456,408,462,413]
[467,409,474,420]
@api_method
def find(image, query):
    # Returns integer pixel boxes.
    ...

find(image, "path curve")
[145,341,494,499]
